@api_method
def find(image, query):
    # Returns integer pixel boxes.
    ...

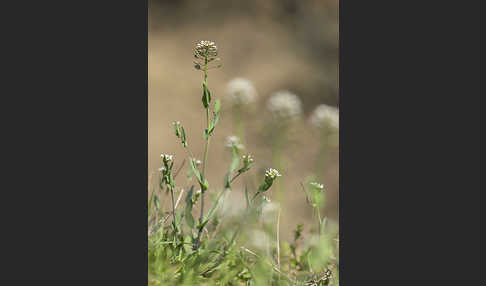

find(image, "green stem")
[170,186,177,234]
[196,56,211,250]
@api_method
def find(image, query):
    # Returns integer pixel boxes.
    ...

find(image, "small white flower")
[242,154,254,163]
[310,104,339,130]
[266,90,302,120]
[310,182,324,190]
[225,78,257,105]
[158,167,166,172]
[195,159,202,166]
[225,135,244,150]
[265,168,282,180]
[160,154,173,163]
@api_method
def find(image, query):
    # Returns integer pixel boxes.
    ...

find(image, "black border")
[3,0,148,284]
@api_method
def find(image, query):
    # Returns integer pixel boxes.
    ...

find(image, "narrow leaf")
[185,186,195,229]
[245,185,250,209]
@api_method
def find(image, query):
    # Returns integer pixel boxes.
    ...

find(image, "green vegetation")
[148,41,339,285]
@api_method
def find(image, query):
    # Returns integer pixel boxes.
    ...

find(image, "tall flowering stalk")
[193,40,222,249]
[265,90,302,201]
[225,78,257,142]
[309,104,339,180]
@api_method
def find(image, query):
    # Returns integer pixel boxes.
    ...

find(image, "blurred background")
[149,0,339,241]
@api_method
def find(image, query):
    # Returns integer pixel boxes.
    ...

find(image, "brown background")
[149,0,338,240]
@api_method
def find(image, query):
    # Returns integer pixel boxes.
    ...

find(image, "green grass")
[148,41,339,286]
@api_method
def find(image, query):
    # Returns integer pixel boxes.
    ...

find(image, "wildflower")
[310,182,324,190]
[310,104,339,131]
[194,40,218,60]
[195,159,202,166]
[160,154,173,164]
[225,135,244,150]
[173,121,181,137]
[225,78,257,105]
[266,90,302,120]
[238,154,254,173]
[242,154,254,164]
[258,168,281,193]
[265,168,282,180]
[158,167,166,172]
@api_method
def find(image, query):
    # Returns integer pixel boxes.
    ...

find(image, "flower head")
[194,40,218,60]
[225,135,244,150]
[239,154,254,173]
[242,154,254,164]
[267,90,302,120]
[160,154,173,164]
[265,168,282,180]
[225,78,257,105]
[310,182,324,190]
[310,104,339,131]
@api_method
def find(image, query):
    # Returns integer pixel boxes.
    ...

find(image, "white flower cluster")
[266,90,302,120]
[310,104,339,131]
[225,78,257,105]
[160,154,173,163]
[225,135,244,150]
[242,154,254,163]
[194,40,218,59]
[310,182,324,190]
[265,168,282,180]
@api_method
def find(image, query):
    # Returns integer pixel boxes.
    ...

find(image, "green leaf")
[185,187,195,229]
[154,195,160,210]
[201,179,209,192]
[148,188,155,217]
[202,83,211,108]
[203,128,209,140]
[229,146,239,173]
[214,98,221,114]
[224,173,231,189]
[244,185,250,209]
[189,158,203,184]
[181,126,187,147]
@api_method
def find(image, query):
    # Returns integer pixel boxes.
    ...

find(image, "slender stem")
[196,56,211,250]
[230,172,242,184]
[170,186,177,232]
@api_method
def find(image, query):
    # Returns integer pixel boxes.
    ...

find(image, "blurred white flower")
[310,182,324,190]
[225,135,244,150]
[225,78,257,105]
[266,90,302,120]
[310,104,339,131]
[158,167,166,172]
